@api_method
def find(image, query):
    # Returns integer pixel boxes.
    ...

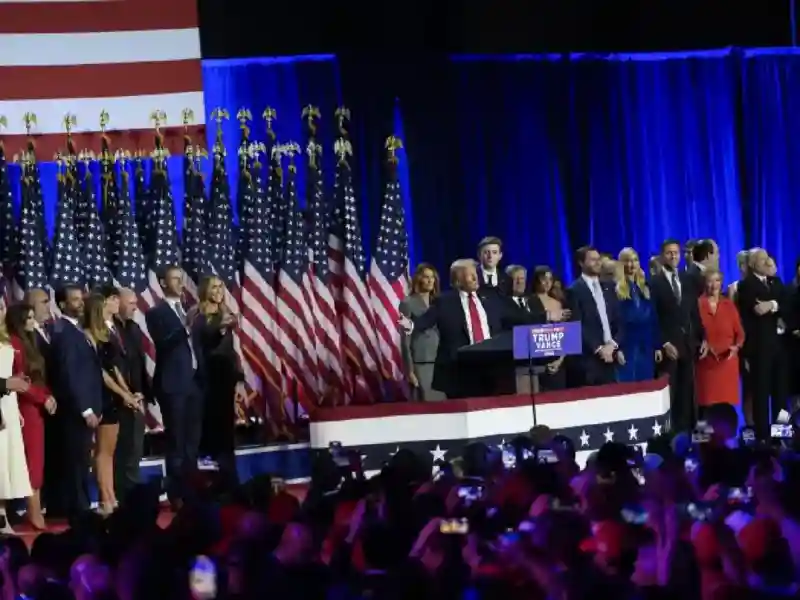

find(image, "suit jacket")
[399,294,439,368]
[685,263,705,299]
[51,318,104,416]
[477,267,511,295]
[145,300,204,397]
[412,289,535,396]
[650,270,705,351]
[115,318,153,402]
[735,273,787,357]
[566,278,624,355]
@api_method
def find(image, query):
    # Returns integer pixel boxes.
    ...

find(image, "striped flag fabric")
[16,140,48,291]
[239,138,285,432]
[368,138,410,400]
[50,152,82,290]
[328,132,382,403]
[276,146,319,411]
[75,156,110,289]
[180,138,208,299]
[305,120,345,406]
[0,127,19,300]
[0,0,204,157]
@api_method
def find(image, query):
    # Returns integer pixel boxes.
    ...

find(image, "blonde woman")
[189,275,247,481]
[616,248,661,382]
[84,292,142,515]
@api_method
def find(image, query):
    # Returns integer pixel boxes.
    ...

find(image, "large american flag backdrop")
[0,1,414,434]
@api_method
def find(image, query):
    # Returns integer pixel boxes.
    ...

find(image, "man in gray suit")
[399,263,446,401]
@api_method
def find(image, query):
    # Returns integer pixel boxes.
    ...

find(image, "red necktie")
[468,293,487,343]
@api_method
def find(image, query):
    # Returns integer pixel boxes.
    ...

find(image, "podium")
[455,331,548,397]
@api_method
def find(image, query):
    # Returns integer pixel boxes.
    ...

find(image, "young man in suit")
[650,239,708,432]
[567,246,625,386]
[477,236,511,294]
[52,284,104,518]
[145,265,205,506]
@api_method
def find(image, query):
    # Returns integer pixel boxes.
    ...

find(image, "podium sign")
[513,322,582,360]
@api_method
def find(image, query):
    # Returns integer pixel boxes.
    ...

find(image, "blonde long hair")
[84,293,110,343]
[0,298,9,344]
[616,247,650,300]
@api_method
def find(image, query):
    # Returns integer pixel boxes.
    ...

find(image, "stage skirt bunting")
[309,378,671,471]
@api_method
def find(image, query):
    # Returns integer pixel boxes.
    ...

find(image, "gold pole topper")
[334,106,350,138]
[282,141,300,173]
[0,115,6,131]
[263,107,276,140]
[114,149,131,167]
[99,110,109,133]
[248,141,265,167]
[334,138,352,165]
[385,135,403,164]
[181,108,195,130]
[306,139,321,170]
[23,112,37,136]
[150,110,167,135]
[210,107,229,158]
[301,105,320,136]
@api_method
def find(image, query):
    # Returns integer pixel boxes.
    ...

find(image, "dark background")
[198,0,796,58]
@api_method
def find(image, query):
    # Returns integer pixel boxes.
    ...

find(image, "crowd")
[1,404,799,600]
[401,237,794,435]
[0,267,246,533]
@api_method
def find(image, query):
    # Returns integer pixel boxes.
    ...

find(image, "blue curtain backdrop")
[10,49,800,285]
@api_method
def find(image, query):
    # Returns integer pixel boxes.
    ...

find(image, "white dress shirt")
[513,296,528,310]
[482,269,498,287]
[166,298,198,369]
[459,290,490,344]
[581,273,614,346]
[662,266,682,297]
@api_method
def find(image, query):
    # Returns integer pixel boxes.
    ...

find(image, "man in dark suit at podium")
[399,258,538,398]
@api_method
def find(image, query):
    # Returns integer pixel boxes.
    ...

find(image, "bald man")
[114,288,152,502]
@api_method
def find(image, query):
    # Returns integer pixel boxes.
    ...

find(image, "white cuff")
[81,409,94,418]
[771,301,779,312]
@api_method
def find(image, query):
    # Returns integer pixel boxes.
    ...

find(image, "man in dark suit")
[566,246,625,386]
[686,239,719,299]
[145,264,205,505]
[477,236,511,294]
[112,288,153,502]
[51,284,104,518]
[505,264,546,321]
[399,258,538,398]
[650,239,707,432]
[736,249,789,436]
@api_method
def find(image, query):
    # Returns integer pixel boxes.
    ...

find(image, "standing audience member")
[728,249,751,302]
[650,239,707,431]
[7,303,55,530]
[0,297,32,534]
[689,239,719,297]
[145,264,205,507]
[399,263,444,402]
[648,255,661,278]
[529,266,570,390]
[192,275,248,483]
[736,249,788,435]
[567,246,625,386]
[114,288,152,503]
[476,236,510,293]
[52,284,102,519]
[695,268,745,411]
[615,248,660,382]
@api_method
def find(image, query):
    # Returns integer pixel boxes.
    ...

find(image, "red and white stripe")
[368,262,409,395]
[0,0,205,432]
[0,0,205,157]
[240,261,285,425]
[327,234,383,404]
[308,267,346,406]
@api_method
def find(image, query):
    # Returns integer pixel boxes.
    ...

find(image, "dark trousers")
[749,345,788,437]
[159,384,204,501]
[114,407,145,502]
[64,415,94,518]
[584,356,617,386]
[659,353,696,432]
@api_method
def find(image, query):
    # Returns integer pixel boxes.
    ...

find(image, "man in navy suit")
[51,284,104,518]
[567,246,625,386]
[145,264,205,505]
[400,258,538,398]
[477,236,511,295]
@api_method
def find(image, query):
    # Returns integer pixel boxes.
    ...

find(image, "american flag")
[15,139,48,291]
[328,127,382,403]
[181,137,208,299]
[0,0,204,158]
[276,144,319,411]
[50,151,82,290]
[0,124,19,300]
[239,132,285,431]
[145,139,179,293]
[75,155,109,289]
[368,137,410,399]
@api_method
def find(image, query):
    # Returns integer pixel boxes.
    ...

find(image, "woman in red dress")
[7,302,56,529]
[696,268,745,409]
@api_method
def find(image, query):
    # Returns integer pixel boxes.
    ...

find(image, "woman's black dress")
[197,313,244,471]
[97,339,122,425]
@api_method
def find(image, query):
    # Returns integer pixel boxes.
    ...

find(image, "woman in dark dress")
[191,275,246,483]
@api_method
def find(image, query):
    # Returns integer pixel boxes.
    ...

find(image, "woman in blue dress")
[615,247,662,382]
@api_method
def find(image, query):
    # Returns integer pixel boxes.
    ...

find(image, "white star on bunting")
[579,430,590,447]
[430,444,447,462]
[652,420,662,436]
[603,427,615,443]
[628,424,639,441]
